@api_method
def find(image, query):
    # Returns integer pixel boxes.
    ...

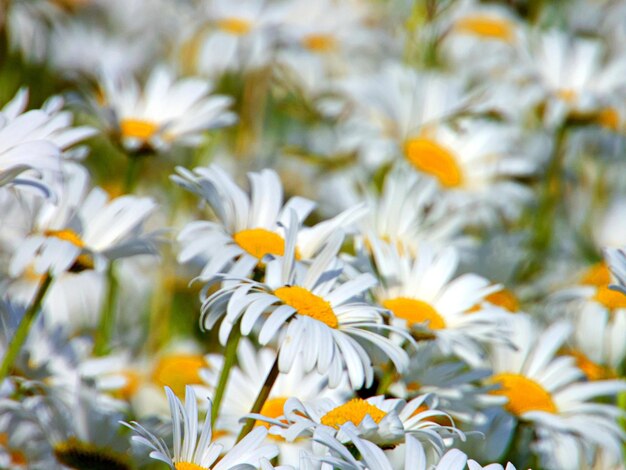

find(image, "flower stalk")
[236,354,280,443]
[0,273,53,383]
[211,321,242,426]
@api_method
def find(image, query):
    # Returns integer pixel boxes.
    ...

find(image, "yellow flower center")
[468,288,519,313]
[152,354,205,397]
[594,286,626,310]
[256,396,288,430]
[274,286,338,328]
[581,262,611,286]
[114,370,142,400]
[490,373,557,416]
[597,107,620,131]
[176,463,207,470]
[383,297,446,330]
[217,17,252,36]
[233,228,288,260]
[581,262,626,310]
[320,398,387,429]
[404,138,463,188]
[303,34,336,52]
[565,349,614,381]
[120,119,159,141]
[44,229,85,248]
[485,288,519,312]
[454,15,515,42]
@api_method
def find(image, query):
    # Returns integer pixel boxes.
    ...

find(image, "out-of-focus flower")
[9,164,158,276]
[522,30,626,127]
[341,65,471,168]
[370,239,511,366]
[98,66,236,153]
[190,0,284,77]
[0,88,95,194]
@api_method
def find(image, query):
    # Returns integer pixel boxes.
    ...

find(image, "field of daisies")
[3,0,626,469]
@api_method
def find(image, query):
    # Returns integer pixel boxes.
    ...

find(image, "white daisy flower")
[487,315,626,469]
[341,65,471,169]
[173,164,366,281]
[201,221,408,389]
[125,385,279,470]
[279,0,376,60]
[400,121,535,222]
[439,0,524,76]
[9,164,158,276]
[191,0,283,77]
[98,66,236,153]
[370,238,511,366]
[557,260,626,376]
[255,393,463,458]
[522,30,626,127]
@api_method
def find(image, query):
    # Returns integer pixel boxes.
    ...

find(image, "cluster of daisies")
[2,0,626,469]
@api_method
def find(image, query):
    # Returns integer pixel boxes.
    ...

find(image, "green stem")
[123,156,142,194]
[211,323,242,426]
[0,273,53,383]
[94,263,119,356]
[236,354,280,443]
[517,125,568,282]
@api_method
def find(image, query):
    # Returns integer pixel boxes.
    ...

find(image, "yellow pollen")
[303,34,337,52]
[152,354,205,397]
[597,107,620,131]
[490,373,557,416]
[176,463,207,470]
[274,286,338,328]
[44,229,85,248]
[320,398,387,430]
[383,297,446,330]
[404,138,463,188]
[233,228,291,260]
[454,15,515,42]
[581,262,626,310]
[217,17,252,36]
[120,119,159,141]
